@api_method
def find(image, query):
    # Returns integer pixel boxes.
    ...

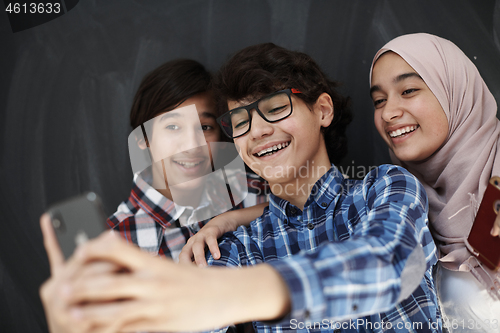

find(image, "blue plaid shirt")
[208,164,441,332]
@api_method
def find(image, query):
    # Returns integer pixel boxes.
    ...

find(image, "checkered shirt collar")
[268,165,343,220]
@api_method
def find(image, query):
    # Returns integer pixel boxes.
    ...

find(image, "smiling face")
[145,92,220,190]
[231,92,333,194]
[371,52,449,162]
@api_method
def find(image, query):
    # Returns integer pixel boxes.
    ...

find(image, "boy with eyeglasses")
[40,44,441,332]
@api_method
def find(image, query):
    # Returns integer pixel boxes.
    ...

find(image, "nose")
[181,126,206,153]
[248,109,274,139]
[381,97,403,122]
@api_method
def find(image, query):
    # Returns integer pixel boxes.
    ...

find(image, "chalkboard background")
[1,1,499,331]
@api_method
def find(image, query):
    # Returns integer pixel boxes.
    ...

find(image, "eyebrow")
[370,72,424,96]
[158,111,216,122]
[199,111,216,120]
[158,112,181,122]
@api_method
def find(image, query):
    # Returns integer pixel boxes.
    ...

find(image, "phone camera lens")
[52,218,61,228]
[494,200,500,214]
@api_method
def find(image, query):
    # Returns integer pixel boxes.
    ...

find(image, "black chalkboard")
[1,1,499,331]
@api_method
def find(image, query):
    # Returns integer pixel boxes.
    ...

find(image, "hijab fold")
[370,33,500,298]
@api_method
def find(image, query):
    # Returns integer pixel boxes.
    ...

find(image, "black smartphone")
[46,192,108,259]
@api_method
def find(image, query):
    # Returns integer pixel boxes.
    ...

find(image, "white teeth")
[256,141,289,156]
[175,161,202,168]
[389,126,418,138]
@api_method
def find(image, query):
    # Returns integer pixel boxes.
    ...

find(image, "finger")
[40,279,95,333]
[54,233,133,285]
[89,320,130,333]
[78,261,123,280]
[55,245,114,284]
[40,213,65,275]
[192,241,208,267]
[492,224,500,237]
[73,301,180,333]
[68,274,142,304]
[74,231,153,271]
[178,243,195,264]
[491,214,500,237]
[69,300,143,329]
[206,236,221,260]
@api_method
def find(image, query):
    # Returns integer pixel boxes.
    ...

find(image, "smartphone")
[466,176,500,271]
[46,192,107,259]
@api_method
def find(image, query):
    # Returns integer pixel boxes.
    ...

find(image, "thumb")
[40,213,65,276]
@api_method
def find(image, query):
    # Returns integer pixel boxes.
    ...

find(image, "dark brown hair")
[130,59,212,129]
[213,43,352,165]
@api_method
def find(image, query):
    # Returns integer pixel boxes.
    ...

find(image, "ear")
[137,137,149,150]
[314,93,334,128]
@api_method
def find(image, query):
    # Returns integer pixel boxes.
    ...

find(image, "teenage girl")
[370,33,500,331]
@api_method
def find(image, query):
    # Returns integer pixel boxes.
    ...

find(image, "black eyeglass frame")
[216,88,302,139]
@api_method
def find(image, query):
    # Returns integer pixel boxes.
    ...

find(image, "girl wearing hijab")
[370,33,500,331]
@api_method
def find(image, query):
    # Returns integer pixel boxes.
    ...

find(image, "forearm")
[214,264,291,324]
[223,202,268,230]
[61,233,291,332]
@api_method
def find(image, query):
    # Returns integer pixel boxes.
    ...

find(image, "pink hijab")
[370,34,500,278]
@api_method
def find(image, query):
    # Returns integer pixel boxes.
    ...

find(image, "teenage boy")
[106,59,268,260]
[40,45,441,332]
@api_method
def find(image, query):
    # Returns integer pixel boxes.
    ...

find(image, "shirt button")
[304,310,310,319]
[352,304,358,311]
[284,219,288,224]
[321,202,327,207]
[334,329,341,333]
[307,223,314,230]
[290,207,297,215]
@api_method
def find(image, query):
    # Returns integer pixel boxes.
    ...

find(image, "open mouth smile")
[255,141,290,157]
[388,125,419,138]
[173,160,204,168]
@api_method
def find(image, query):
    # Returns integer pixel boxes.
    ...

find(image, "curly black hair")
[213,43,352,165]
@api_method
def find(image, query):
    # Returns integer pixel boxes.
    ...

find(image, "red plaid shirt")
[107,168,269,260]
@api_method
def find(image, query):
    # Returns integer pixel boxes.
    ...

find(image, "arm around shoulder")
[179,202,268,266]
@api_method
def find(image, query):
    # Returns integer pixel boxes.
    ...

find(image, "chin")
[393,151,421,163]
[169,177,205,191]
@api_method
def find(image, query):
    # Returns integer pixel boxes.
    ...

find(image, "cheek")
[373,112,386,137]
[424,100,448,134]
[233,139,252,163]
[151,134,181,159]
[204,131,220,143]
[233,138,245,155]
[431,111,449,145]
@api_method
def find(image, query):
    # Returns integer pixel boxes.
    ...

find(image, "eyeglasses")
[217,88,302,139]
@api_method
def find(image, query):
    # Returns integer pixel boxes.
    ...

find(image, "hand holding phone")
[46,192,107,259]
[40,193,113,333]
[466,176,500,271]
